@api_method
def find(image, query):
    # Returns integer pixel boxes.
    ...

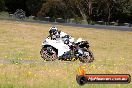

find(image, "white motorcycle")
[40,32,94,63]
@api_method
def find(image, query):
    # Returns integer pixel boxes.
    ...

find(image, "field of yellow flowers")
[0,20,132,88]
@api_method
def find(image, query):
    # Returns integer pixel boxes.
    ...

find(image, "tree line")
[0,0,132,23]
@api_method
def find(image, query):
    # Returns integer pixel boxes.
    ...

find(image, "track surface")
[16,20,132,31]
[0,18,132,31]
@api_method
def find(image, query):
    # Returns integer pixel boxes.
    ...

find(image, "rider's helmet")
[49,26,58,35]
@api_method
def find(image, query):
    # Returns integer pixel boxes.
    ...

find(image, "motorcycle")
[59,38,94,63]
[40,32,94,63]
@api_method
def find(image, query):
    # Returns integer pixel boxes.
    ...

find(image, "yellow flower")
[82,64,87,69]
[63,77,67,80]
[120,57,125,60]
[72,57,76,61]
[28,71,32,76]
[44,60,47,62]
[91,64,96,69]
[0,64,3,67]
[34,74,37,77]
[107,70,113,73]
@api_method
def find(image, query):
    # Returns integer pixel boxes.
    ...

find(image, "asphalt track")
[60,23,132,31]
[0,18,132,31]
[20,20,132,31]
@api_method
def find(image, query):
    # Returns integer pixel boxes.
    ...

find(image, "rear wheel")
[79,49,94,63]
[40,46,57,61]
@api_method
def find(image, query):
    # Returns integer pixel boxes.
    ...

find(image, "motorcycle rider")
[48,26,68,39]
[48,26,75,45]
[48,26,59,40]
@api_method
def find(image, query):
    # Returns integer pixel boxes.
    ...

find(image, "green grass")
[0,20,132,88]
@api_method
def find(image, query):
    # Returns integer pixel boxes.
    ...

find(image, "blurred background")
[0,0,132,27]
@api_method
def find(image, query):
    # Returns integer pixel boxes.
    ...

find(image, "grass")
[0,20,132,88]
[0,12,9,19]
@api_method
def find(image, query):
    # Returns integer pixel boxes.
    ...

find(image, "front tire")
[40,46,57,61]
[79,49,94,63]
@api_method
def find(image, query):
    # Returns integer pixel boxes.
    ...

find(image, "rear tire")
[40,46,57,61]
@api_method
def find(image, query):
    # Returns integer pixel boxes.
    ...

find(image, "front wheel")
[79,49,94,63]
[40,46,57,61]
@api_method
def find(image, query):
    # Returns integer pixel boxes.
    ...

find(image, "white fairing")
[60,32,75,43]
[60,32,67,37]
[42,38,70,57]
